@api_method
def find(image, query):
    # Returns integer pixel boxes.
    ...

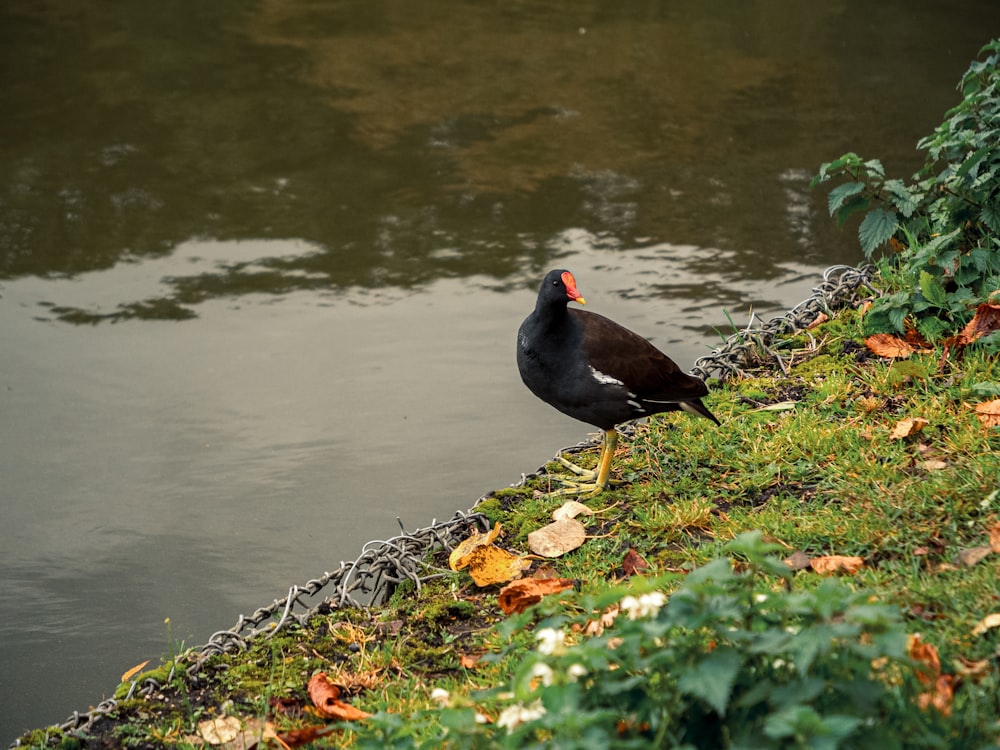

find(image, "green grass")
[15,308,1000,749]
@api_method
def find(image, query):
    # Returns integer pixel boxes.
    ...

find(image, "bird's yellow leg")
[545,429,618,497]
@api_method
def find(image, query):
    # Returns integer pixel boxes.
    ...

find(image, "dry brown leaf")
[552,500,594,522]
[459,652,482,669]
[889,416,929,440]
[528,518,587,558]
[465,545,532,586]
[907,634,953,715]
[990,522,1000,553]
[578,604,620,636]
[971,612,1000,637]
[956,301,1000,345]
[307,672,372,721]
[276,724,341,748]
[198,716,243,745]
[449,524,502,571]
[973,399,1000,428]
[783,550,812,572]
[621,548,649,576]
[120,659,150,683]
[953,656,992,678]
[497,576,576,615]
[955,545,993,567]
[809,555,864,575]
[807,312,829,329]
[917,675,954,716]
[908,634,941,684]
[921,459,948,471]
[865,333,920,359]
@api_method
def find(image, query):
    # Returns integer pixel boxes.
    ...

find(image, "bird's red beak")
[561,271,586,305]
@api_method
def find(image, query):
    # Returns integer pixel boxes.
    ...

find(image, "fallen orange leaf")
[907,634,954,714]
[865,333,925,359]
[973,399,1000,428]
[307,672,372,722]
[276,724,341,748]
[527,518,587,558]
[908,634,941,684]
[460,652,482,669]
[121,659,151,683]
[497,576,576,615]
[809,555,864,575]
[916,675,954,716]
[990,521,1000,553]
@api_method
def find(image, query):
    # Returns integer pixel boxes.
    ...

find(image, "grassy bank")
[14,302,1000,748]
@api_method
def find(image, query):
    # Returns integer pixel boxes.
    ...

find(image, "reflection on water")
[3,0,1000,739]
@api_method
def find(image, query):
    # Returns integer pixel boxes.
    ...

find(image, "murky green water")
[2,0,997,738]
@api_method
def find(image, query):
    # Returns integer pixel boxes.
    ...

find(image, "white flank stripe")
[589,366,624,386]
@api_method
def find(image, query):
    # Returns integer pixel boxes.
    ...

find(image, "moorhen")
[517,269,720,496]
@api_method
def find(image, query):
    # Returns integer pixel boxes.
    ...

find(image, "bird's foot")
[537,429,620,499]
[554,453,599,480]
[538,453,616,497]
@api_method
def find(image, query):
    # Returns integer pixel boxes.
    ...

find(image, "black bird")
[517,269,720,496]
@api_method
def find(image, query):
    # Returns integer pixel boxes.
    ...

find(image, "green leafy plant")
[354,532,999,749]
[812,39,1000,342]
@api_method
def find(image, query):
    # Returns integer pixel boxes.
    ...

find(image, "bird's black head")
[537,269,586,307]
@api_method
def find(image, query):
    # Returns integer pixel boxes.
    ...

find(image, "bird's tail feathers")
[679,399,722,426]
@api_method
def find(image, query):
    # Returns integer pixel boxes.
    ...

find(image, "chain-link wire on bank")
[690,263,877,381]
[14,263,876,748]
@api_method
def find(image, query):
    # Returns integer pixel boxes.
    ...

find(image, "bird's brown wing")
[571,309,708,401]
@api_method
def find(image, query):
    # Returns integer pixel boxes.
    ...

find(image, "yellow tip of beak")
[575,296,586,305]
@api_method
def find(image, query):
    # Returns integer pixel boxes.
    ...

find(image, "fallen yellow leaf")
[465,545,532,586]
[971,612,1000,637]
[121,659,150,683]
[889,417,929,440]
[449,523,502,571]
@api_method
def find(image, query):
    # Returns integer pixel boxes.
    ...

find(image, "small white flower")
[530,661,555,686]
[430,687,451,706]
[567,663,588,681]
[754,593,769,604]
[497,700,547,733]
[620,591,667,620]
[535,627,566,655]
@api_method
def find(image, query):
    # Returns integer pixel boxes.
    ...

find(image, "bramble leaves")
[815,38,1000,342]
[858,208,898,256]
